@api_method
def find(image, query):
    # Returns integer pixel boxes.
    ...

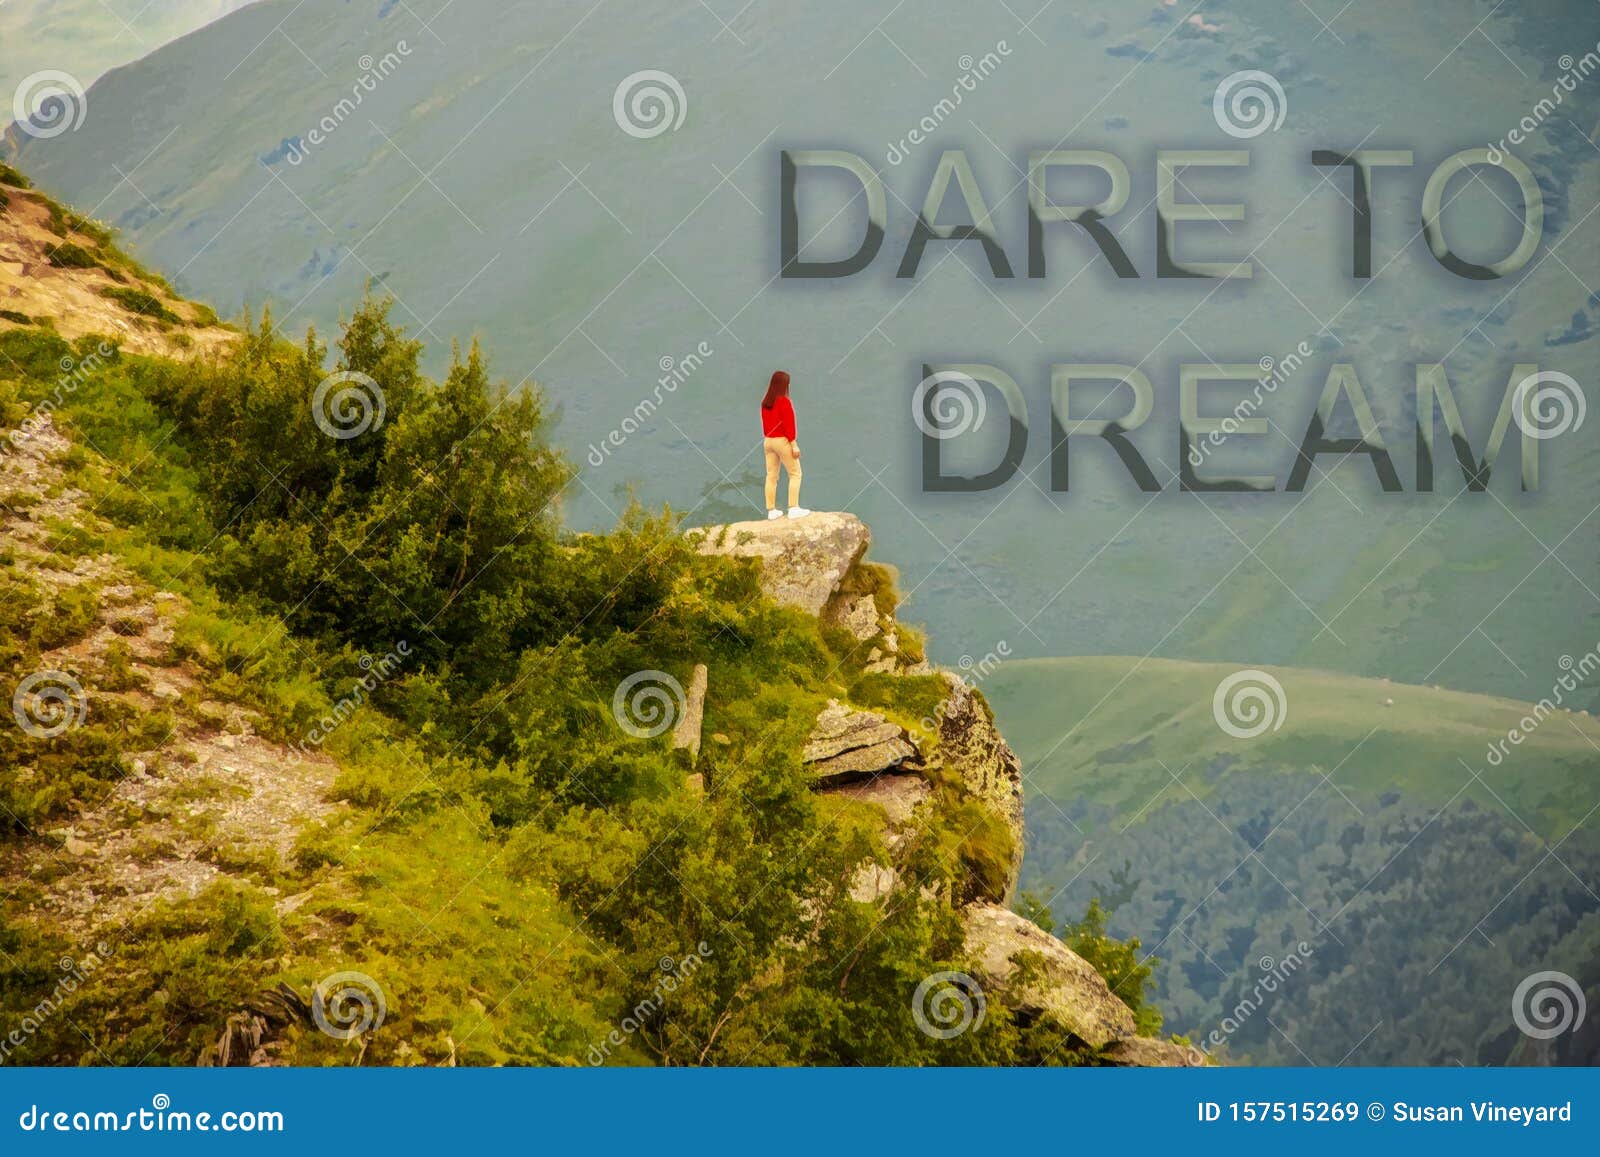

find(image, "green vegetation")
[46,241,101,271]
[989,656,1600,837]
[990,656,1600,1064]
[99,286,182,325]
[0,297,1147,1066]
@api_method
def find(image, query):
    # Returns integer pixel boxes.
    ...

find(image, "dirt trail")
[1,410,340,935]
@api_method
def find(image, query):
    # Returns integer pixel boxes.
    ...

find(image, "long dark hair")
[761,370,791,409]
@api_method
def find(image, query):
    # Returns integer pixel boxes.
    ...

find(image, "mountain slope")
[987,656,1600,1065]
[0,170,1186,1067]
[990,655,1600,836]
[10,0,1598,701]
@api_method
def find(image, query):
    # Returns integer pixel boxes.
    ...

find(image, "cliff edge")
[692,512,1200,1066]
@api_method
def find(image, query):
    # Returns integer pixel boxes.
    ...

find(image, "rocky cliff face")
[693,512,1200,1065]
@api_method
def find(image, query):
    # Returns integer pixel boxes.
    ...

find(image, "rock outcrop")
[692,512,870,616]
[802,700,920,785]
[693,510,1203,1065]
[931,673,1024,896]
[671,663,708,765]
[960,903,1135,1050]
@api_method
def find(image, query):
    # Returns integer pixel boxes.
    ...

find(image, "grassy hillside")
[987,656,1600,1065]
[990,656,1600,837]
[0,173,1167,1067]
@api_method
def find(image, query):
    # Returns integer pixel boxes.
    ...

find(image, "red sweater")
[761,396,796,440]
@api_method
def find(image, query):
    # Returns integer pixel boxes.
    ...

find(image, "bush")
[46,241,100,270]
[100,286,181,324]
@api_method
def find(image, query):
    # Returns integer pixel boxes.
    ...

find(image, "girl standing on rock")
[761,370,811,520]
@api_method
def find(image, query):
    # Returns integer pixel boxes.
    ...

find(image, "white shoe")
[787,506,812,518]
[767,509,783,520]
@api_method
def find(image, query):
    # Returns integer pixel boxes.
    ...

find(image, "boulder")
[1100,1037,1206,1067]
[802,700,920,786]
[817,773,932,831]
[961,903,1136,1049]
[670,663,708,764]
[848,863,899,903]
[693,512,870,615]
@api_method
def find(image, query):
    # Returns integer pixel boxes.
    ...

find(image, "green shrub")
[100,286,181,324]
[45,241,100,270]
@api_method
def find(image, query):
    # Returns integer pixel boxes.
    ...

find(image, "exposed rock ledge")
[691,512,870,616]
[802,700,920,785]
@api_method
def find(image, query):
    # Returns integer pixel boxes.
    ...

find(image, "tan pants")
[763,436,801,510]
